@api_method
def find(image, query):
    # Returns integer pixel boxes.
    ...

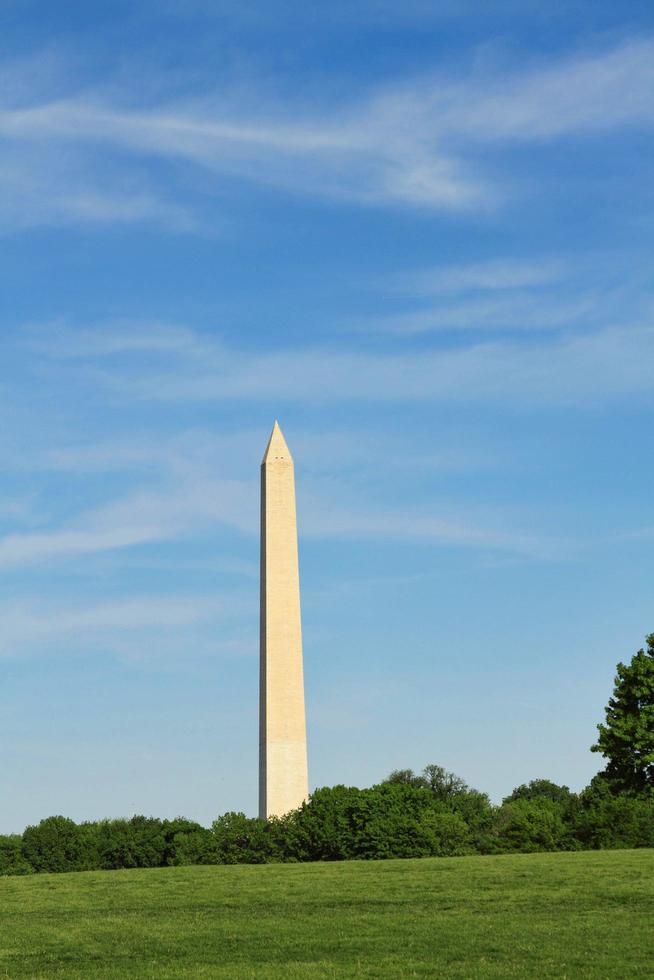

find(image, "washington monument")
[259,421,309,819]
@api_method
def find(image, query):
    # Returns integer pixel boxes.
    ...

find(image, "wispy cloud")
[370,252,650,336]
[74,322,653,406]
[0,593,254,659]
[300,494,556,558]
[0,474,255,570]
[399,259,566,295]
[14,316,654,406]
[0,525,167,568]
[3,311,651,573]
[1,37,653,228]
[372,291,603,335]
[0,90,484,224]
[24,321,201,358]
[0,372,553,568]
[442,38,654,140]
[0,447,548,567]
[0,148,195,231]
[18,427,494,479]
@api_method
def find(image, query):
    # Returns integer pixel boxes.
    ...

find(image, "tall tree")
[591,634,654,794]
[383,765,471,799]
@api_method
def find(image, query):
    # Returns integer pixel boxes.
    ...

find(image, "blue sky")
[1,1,654,832]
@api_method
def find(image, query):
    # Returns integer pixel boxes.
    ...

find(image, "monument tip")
[262,419,292,464]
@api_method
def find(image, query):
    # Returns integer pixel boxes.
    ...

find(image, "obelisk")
[259,421,309,819]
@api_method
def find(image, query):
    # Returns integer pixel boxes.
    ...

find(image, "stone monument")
[259,421,309,819]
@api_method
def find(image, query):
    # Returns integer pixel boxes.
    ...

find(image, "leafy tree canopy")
[504,779,575,806]
[592,633,654,795]
[384,768,426,788]
[384,764,471,800]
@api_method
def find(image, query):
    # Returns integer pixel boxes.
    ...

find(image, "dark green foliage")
[21,816,86,873]
[504,779,575,806]
[166,820,216,866]
[4,760,654,878]
[383,764,471,800]
[382,764,494,851]
[421,764,470,801]
[592,634,654,795]
[286,783,472,861]
[91,816,167,870]
[574,775,654,849]
[0,835,32,876]
[487,798,579,853]
[384,768,427,788]
[211,812,280,864]
[449,790,495,849]
[282,785,360,861]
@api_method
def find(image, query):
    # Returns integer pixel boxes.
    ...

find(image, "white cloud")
[400,259,565,295]
[2,315,651,573]
[300,495,555,558]
[17,426,491,478]
[0,461,548,566]
[74,322,653,406]
[372,291,602,335]
[23,321,201,358]
[0,473,255,569]
[364,38,654,148]
[14,316,654,407]
[0,593,254,659]
[0,94,485,218]
[1,37,652,227]
[448,39,654,140]
[0,525,170,568]
[0,149,194,231]
[0,406,550,568]
[373,253,648,335]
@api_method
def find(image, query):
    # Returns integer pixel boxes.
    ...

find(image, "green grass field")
[1,850,652,978]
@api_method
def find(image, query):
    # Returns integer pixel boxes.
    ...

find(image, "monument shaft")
[259,422,308,819]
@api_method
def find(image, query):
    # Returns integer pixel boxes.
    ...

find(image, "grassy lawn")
[0,849,652,978]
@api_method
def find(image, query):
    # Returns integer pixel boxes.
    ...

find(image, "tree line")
[1,634,652,876]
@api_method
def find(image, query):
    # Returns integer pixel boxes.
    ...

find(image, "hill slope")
[1,849,653,978]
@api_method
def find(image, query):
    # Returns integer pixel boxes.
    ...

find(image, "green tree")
[162,818,215,866]
[287,782,474,861]
[21,816,84,873]
[488,798,578,853]
[384,769,427,788]
[211,812,277,864]
[383,764,471,798]
[421,764,469,801]
[592,634,654,795]
[93,816,167,870]
[0,835,33,876]
[504,779,575,806]
[574,775,654,849]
